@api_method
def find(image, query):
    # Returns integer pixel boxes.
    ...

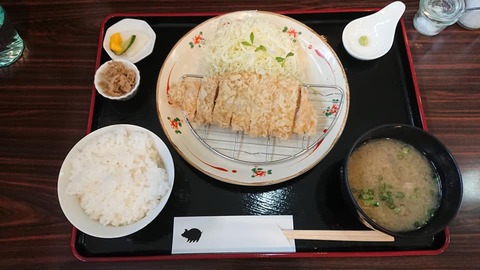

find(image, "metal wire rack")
[180,74,345,164]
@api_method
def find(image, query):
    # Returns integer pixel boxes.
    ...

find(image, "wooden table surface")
[1,0,479,269]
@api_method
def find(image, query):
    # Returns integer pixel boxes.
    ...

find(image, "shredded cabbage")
[202,16,304,79]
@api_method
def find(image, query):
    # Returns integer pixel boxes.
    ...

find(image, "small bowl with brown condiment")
[94,59,140,101]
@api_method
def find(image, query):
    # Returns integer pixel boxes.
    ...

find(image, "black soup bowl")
[341,124,463,238]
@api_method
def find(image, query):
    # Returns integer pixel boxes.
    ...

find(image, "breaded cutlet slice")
[268,76,299,139]
[181,78,202,121]
[248,74,275,137]
[167,77,200,107]
[211,73,241,128]
[293,86,317,135]
[195,75,219,124]
[231,72,256,133]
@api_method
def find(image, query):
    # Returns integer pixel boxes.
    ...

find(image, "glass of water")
[413,0,466,36]
[458,0,480,30]
[0,5,24,67]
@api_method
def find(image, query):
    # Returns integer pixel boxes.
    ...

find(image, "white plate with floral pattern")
[156,10,349,186]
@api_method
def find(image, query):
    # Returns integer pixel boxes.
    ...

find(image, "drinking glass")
[413,0,466,36]
[0,5,24,67]
[458,0,480,30]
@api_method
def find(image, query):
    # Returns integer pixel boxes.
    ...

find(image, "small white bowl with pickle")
[102,18,156,63]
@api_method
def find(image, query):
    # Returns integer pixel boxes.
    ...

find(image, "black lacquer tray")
[72,10,448,261]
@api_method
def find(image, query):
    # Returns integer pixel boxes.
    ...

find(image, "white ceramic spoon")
[342,1,406,60]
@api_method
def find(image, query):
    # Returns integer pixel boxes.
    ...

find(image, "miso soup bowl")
[340,124,463,238]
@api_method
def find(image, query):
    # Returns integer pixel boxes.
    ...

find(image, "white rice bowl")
[58,124,174,238]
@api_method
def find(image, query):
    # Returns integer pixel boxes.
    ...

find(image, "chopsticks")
[282,229,395,242]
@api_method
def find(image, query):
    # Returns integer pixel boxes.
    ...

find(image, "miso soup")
[347,138,441,232]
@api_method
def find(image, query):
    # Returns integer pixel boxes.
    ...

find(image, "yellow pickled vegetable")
[109,32,136,55]
[109,32,123,54]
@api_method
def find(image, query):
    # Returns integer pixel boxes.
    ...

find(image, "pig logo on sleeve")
[181,228,202,243]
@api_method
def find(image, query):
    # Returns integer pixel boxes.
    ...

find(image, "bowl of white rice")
[57,124,174,238]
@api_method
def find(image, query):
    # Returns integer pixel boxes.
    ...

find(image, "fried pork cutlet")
[293,86,317,135]
[167,72,318,138]
[247,73,276,137]
[230,72,255,133]
[268,75,300,139]
[168,77,201,120]
[211,73,242,128]
[195,75,219,124]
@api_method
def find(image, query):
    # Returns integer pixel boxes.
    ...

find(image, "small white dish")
[103,18,156,63]
[342,1,406,61]
[57,124,175,238]
[94,59,140,101]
